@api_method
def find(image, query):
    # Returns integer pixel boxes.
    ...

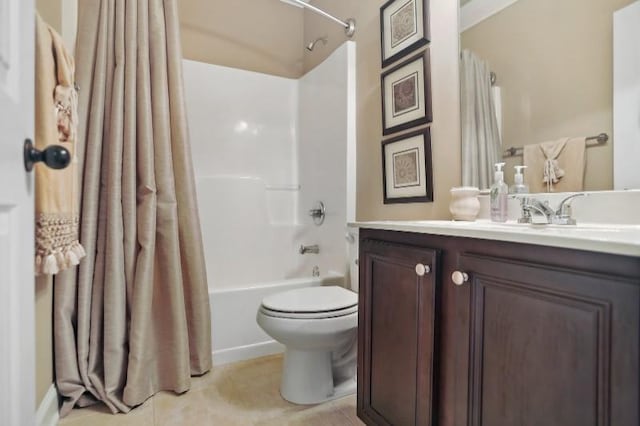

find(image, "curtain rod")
[285,0,356,37]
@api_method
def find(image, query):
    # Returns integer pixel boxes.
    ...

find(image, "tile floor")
[58,354,364,426]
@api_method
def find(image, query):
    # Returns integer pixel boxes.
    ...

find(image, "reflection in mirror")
[459,0,639,192]
[460,50,501,190]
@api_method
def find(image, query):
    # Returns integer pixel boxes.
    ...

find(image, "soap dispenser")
[510,165,530,194]
[490,162,508,222]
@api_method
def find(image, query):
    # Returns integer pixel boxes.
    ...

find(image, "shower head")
[306,36,328,51]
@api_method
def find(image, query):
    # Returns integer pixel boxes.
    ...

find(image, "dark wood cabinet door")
[358,239,439,426]
[459,253,640,426]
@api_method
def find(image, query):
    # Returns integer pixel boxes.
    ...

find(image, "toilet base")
[280,349,356,405]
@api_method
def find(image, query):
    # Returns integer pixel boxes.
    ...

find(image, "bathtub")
[209,274,346,366]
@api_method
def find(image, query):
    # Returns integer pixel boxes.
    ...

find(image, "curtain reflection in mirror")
[460,49,501,190]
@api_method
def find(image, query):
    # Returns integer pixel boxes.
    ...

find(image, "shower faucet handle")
[308,201,325,225]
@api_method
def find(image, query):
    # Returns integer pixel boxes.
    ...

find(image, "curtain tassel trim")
[35,214,86,275]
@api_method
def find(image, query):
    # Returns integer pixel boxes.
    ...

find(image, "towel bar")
[503,133,609,158]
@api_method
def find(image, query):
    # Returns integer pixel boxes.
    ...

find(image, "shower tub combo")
[183,42,357,367]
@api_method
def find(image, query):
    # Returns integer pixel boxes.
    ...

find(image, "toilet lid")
[261,286,357,314]
[259,304,358,320]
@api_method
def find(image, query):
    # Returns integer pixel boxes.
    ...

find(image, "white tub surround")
[297,42,356,281]
[184,42,356,291]
[184,60,301,289]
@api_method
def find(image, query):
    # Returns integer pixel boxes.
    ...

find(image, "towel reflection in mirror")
[524,137,586,193]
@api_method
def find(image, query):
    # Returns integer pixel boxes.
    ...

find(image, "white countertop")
[349,220,640,257]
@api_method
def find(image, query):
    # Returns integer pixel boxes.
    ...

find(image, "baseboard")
[213,340,284,366]
[35,385,59,426]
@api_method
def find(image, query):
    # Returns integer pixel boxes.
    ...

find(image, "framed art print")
[382,128,433,204]
[380,0,430,67]
[381,50,432,135]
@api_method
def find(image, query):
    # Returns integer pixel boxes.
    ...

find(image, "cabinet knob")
[415,263,430,276]
[451,271,469,285]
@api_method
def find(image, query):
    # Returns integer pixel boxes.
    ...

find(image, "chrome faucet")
[299,244,320,254]
[518,197,555,223]
[518,193,586,225]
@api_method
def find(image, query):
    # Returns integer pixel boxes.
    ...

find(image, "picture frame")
[381,50,432,136]
[380,0,430,68]
[382,128,433,204]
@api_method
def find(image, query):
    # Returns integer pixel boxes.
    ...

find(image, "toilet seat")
[260,304,358,319]
[260,286,358,319]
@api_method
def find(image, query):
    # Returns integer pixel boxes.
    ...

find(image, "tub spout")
[299,244,320,254]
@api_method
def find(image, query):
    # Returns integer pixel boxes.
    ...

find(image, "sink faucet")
[519,197,555,223]
[299,244,320,254]
[517,193,586,225]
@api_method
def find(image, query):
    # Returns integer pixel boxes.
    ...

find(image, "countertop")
[349,220,640,257]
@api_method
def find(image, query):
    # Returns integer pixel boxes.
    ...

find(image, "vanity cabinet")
[357,239,439,425]
[459,252,639,426]
[357,228,640,426]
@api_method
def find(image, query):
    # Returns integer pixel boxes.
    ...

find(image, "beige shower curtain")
[53,0,212,416]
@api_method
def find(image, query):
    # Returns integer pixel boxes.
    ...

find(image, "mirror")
[458,0,639,193]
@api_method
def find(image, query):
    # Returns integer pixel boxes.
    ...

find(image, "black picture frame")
[382,127,433,204]
[381,50,432,136]
[380,0,430,68]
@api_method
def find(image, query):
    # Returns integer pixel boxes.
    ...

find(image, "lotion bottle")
[490,162,508,222]
[510,165,530,194]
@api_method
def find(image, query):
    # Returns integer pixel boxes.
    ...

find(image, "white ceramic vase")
[449,187,481,221]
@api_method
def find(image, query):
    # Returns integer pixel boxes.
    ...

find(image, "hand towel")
[524,137,587,193]
[34,14,85,275]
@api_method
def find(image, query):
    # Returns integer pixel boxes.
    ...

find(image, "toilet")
[256,285,358,404]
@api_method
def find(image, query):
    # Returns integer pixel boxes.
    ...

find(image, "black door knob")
[23,139,71,172]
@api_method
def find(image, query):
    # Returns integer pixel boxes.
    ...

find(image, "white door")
[613,1,640,190]
[0,0,36,425]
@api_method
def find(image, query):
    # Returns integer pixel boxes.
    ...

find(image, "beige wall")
[461,0,634,191]
[35,0,58,409]
[304,0,461,220]
[37,0,62,31]
[37,0,76,51]
[35,0,78,408]
[179,0,304,78]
